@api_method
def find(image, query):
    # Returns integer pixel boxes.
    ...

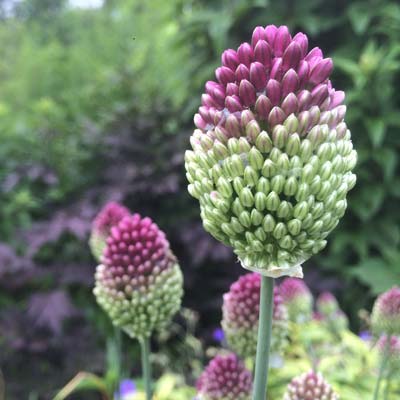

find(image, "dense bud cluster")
[221,272,288,358]
[281,277,313,322]
[283,370,339,400]
[196,353,252,400]
[316,292,339,316]
[89,202,130,262]
[94,214,183,339]
[371,287,400,336]
[185,25,357,277]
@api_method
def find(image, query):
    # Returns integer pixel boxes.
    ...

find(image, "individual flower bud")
[196,353,252,400]
[222,273,289,359]
[93,214,183,339]
[377,335,400,372]
[186,25,357,278]
[280,278,313,323]
[89,202,130,262]
[283,370,339,400]
[371,287,400,336]
[316,292,339,317]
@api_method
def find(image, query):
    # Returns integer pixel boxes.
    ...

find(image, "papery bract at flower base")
[185,25,357,277]
[93,214,183,339]
[221,272,288,359]
[196,353,252,400]
[371,287,400,336]
[283,370,339,400]
[281,277,313,322]
[89,202,131,262]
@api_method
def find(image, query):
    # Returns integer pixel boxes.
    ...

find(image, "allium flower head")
[196,353,252,400]
[281,277,313,322]
[371,287,400,336]
[283,370,339,400]
[94,214,183,339]
[185,25,357,277]
[222,272,288,358]
[316,292,339,317]
[377,335,400,371]
[89,202,131,262]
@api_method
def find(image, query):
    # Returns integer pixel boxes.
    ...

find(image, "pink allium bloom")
[316,292,339,317]
[196,353,252,400]
[283,370,339,400]
[371,287,400,336]
[281,277,313,322]
[222,272,288,358]
[377,335,400,371]
[94,214,183,339]
[89,202,130,261]
[185,24,357,278]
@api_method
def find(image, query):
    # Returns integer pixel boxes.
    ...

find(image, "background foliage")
[0,0,399,398]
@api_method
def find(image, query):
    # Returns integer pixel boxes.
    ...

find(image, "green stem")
[140,337,152,400]
[373,335,391,400]
[252,276,274,400]
[383,371,393,400]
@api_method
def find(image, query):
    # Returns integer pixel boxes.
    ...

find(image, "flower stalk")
[140,337,152,400]
[252,276,274,400]
[373,335,391,400]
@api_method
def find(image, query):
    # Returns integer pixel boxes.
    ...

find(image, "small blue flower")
[359,330,372,341]
[212,327,225,343]
[115,379,136,400]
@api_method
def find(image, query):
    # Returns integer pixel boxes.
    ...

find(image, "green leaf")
[53,372,109,400]
[350,258,400,294]
[365,118,386,147]
[347,3,373,34]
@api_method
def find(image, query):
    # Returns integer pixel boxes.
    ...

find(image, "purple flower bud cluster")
[281,278,313,322]
[94,214,183,339]
[196,353,252,400]
[89,202,131,261]
[221,272,288,358]
[283,370,338,400]
[371,287,400,336]
[316,292,348,331]
[185,24,357,277]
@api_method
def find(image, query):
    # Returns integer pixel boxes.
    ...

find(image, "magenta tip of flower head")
[196,353,252,400]
[371,286,400,336]
[280,278,311,300]
[92,202,130,234]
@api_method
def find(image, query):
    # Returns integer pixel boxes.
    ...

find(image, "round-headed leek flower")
[185,25,357,278]
[89,202,130,262]
[283,370,339,400]
[371,287,400,336]
[280,277,313,323]
[93,214,183,339]
[377,335,400,372]
[316,292,339,317]
[221,272,288,359]
[196,353,252,400]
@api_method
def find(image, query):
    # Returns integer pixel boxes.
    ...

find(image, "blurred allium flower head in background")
[371,286,400,336]
[185,24,357,278]
[93,213,183,339]
[283,370,339,400]
[221,272,288,358]
[377,335,400,371]
[89,201,130,261]
[196,353,252,400]
[280,277,313,322]
[316,291,339,317]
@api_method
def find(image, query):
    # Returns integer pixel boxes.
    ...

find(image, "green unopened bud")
[248,147,264,170]
[277,201,293,219]
[295,182,310,202]
[294,201,309,220]
[286,133,301,156]
[272,125,289,148]
[239,211,251,227]
[257,177,270,194]
[263,214,276,232]
[239,188,254,207]
[320,161,332,180]
[317,181,331,201]
[266,191,280,211]
[271,175,285,194]
[262,159,276,177]
[231,217,244,233]
[255,192,267,211]
[230,154,245,176]
[251,209,264,226]
[273,222,287,239]
[217,177,233,198]
[288,219,302,235]
[284,176,298,196]
[244,166,259,186]
[284,113,299,133]
[256,131,273,153]
[228,138,240,154]
[300,139,313,162]
[232,198,244,217]
[246,120,261,143]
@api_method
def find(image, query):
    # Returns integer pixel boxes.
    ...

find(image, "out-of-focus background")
[0,0,399,398]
